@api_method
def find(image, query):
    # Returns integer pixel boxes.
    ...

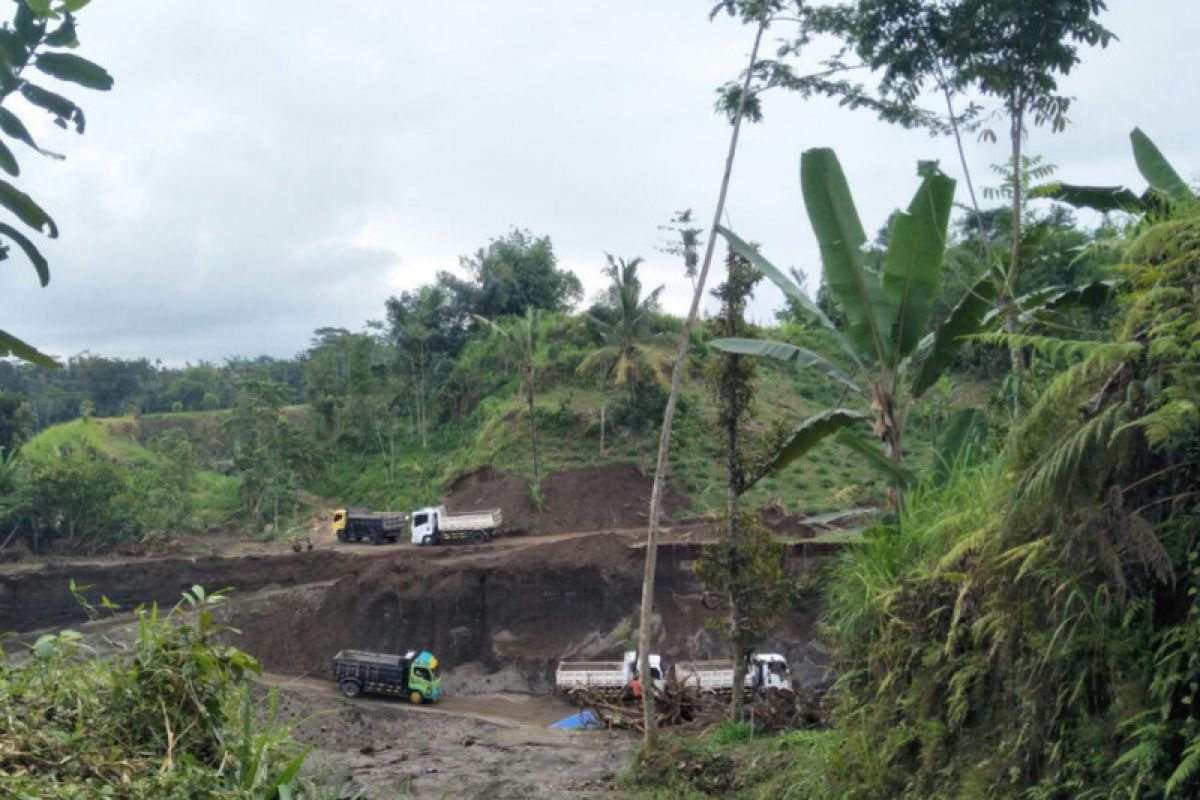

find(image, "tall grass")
[822,462,1002,658]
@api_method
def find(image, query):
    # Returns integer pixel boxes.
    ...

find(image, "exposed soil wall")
[2,530,835,692]
[214,533,830,691]
[0,550,363,632]
[444,464,691,535]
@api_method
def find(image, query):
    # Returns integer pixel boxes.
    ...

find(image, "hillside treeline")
[0,188,1124,555]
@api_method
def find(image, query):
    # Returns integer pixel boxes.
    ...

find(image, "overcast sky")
[1,0,1196,365]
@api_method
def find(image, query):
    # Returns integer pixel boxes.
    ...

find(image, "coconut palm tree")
[577,255,671,404]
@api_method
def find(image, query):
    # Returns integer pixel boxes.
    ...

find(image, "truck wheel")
[470,530,487,544]
[340,679,362,698]
[409,690,422,704]
[421,535,433,546]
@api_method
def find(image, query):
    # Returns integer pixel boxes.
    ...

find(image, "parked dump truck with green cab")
[331,649,442,703]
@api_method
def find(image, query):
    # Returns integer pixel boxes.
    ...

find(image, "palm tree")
[577,255,671,404]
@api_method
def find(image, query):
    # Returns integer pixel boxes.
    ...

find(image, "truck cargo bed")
[437,508,502,532]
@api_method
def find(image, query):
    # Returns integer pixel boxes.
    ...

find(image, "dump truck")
[675,653,792,693]
[555,650,666,693]
[410,505,502,545]
[331,649,442,703]
[332,509,407,545]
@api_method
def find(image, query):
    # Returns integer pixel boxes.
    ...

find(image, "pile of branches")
[567,681,722,732]
[745,687,828,733]
[568,683,828,733]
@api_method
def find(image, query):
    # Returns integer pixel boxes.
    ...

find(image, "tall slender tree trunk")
[600,403,606,454]
[1005,100,1025,416]
[637,16,768,748]
[938,75,991,266]
[727,437,748,720]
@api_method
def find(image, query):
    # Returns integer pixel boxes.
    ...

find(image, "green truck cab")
[332,649,442,704]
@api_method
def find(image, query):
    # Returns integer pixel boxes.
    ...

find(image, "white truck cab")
[750,653,793,691]
[623,650,665,688]
[410,507,438,545]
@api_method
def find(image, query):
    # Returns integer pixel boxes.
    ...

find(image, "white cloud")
[0,0,1193,363]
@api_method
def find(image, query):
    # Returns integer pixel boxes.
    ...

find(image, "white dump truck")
[555,650,666,692]
[675,653,793,693]
[410,505,503,546]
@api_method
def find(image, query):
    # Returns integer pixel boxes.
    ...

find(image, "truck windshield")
[413,513,428,526]
[413,667,432,681]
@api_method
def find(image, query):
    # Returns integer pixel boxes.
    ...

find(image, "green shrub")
[13,436,145,550]
[0,586,337,798]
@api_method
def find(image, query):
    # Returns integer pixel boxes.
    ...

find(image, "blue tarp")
[551,709,601,730]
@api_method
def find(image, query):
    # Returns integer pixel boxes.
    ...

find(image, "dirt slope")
[443,464,691,535]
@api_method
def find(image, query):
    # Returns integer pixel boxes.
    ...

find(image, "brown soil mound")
[443,464,691,536]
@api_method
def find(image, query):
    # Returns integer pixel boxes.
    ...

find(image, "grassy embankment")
[22,415,242,532]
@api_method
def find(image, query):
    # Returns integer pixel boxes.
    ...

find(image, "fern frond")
[995,536,1054,581]
[1166,735,1200,795]
[1018,403,1124,502]
[1115,399,1200,448]
[1011,341,1141,463]
[943,577,974,658]
[936,524,992,571]
[971,333,1133,365]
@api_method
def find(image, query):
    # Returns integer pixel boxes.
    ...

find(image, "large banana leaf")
[834,429,916,488]
[1131,127,1195,206]
[0,328,58,367]
[800,148,892,368]
[911,270,998,398]
[716,225,862,367]
[1029,182,1147,214]
[748,408,868,490]
[881,167,955,361]
[710,337,859,391]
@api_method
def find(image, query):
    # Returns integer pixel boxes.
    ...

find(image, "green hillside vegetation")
[7,416,241,550]
[12,319,958,551]
[0,197,1098,554]
[622,122,1200,799]
[0,189,1108,555]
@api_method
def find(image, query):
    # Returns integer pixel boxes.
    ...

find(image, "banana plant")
[1031,127,1196,217]
[0,1,114,367]
[714,150,957,496]
[717,148,1119,499]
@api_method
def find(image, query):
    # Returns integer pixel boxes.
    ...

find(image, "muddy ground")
[262,676,635,799]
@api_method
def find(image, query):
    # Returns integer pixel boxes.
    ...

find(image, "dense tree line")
[0,354,305,428]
